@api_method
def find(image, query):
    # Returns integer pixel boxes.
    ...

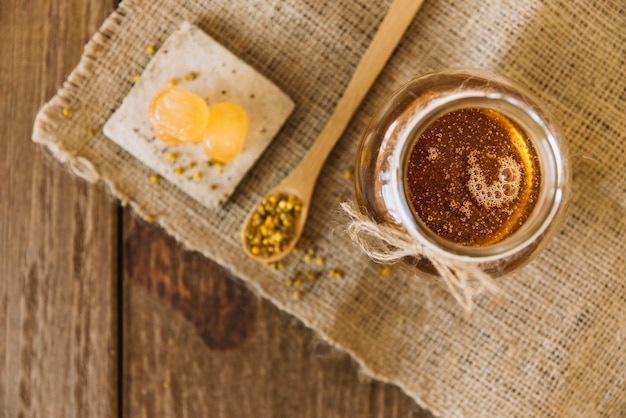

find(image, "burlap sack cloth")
[33,0,626,416]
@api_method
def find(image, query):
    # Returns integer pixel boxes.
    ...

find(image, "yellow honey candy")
[202,103,248,163]
[149,86,209,145]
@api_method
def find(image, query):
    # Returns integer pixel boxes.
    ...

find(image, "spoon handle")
[304,0,425,176]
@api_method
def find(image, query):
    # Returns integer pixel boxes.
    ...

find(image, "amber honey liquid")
[405,108,541,246]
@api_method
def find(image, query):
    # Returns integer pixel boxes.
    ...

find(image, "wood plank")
[0,0,119,417]
[123,212,434,418]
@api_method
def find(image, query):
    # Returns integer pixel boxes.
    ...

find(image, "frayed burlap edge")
[33,7,128,196]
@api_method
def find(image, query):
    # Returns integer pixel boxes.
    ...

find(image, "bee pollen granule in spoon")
[243,193,302,259]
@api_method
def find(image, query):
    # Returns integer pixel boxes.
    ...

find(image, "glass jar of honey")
[354,69,570,277]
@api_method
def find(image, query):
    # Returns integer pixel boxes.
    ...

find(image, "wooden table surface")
[1,0,434,417]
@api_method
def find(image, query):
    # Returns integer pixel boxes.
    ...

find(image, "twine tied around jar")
[340,201,502,311]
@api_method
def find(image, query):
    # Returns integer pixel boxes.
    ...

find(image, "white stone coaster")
[103,21,295,208]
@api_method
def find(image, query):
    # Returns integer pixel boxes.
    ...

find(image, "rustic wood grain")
[123,211,433,418]
[0,0,119,417]
[3,0,434,416]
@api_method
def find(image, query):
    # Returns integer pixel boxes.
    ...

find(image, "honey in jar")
[353,70,569,276]
[405,107,541,247]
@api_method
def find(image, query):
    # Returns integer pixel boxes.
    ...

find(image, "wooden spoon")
[241,0,425,262]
